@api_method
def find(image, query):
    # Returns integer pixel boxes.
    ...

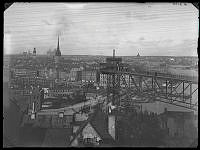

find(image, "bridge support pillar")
[165,80,168,99]
[139,76,143,92]
[152,77,155,97]
[183,82,185,101]
[190,83,192,108]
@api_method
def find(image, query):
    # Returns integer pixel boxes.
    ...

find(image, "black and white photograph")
[3,2,198,147]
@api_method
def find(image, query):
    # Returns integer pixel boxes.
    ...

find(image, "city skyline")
[4,3,199,146]
[4,2,199,56]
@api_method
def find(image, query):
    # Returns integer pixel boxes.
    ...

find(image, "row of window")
[32,95,40,100]
[46,93,71,97]
[48,90,70,92]
[82,137,100,146]
[100,76,130,79]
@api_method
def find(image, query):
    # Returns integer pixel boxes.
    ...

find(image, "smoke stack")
[113,49,115,58]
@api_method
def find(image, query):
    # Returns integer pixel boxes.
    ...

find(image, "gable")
[70,122,102,146]
[82,123,101,141]
[69,108,115,146]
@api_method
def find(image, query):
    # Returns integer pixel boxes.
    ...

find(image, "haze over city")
[4,2,198,56]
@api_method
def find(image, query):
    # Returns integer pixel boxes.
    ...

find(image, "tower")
[55,36,61,81]
[33,48,36,55]
[55,35,61,64]
[33,48,36,59]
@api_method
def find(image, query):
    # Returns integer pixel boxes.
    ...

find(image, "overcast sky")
[4,2,199,56]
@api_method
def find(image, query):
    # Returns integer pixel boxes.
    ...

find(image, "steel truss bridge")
[100,70,198,111]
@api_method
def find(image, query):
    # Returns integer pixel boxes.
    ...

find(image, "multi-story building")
[81,70,100,83]
[37,67,51,78]
[59,71,70,81]
[11,68,38,78]
[12,87,43,120]
[159,108,198,139]
[28,87,42,114]
[69,68,83,81]
[99,51,130,88]
[76,71,82,82]
[89,63,100,71]
[25,111,74,129]
[46,68,57,79]
[10,88,31,97]
[43,88,73,99]
[99,73,130,88]
[99,74,108,88]
[10,76,55,89]
[144,62,169,73]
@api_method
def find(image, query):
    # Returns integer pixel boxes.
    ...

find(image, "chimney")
[72,113,76,122]
[113,49,115,58]
[108,115,115,140]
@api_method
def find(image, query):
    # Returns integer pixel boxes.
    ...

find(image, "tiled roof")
[71,120,87,126]
[42,128,72,147]
[160,110,195,120]
[68,120,90,146]
[90,109,114,142]
[69,107,115,146]
[43,97,60,102]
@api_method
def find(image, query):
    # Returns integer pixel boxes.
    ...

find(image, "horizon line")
[4,54,198,57]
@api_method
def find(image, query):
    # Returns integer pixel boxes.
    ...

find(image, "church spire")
[55,35,61,56]
[57,35,60,51]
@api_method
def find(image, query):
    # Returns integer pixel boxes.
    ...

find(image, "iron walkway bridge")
[100,70,198,111]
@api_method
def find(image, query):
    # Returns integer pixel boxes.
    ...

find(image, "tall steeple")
[55,35,61,56]
[55,35,61,81]
[57,35,60,51]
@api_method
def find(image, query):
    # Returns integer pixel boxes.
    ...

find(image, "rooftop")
[42,128,72,147]
[160,109,196,120]
[69,106,116,146]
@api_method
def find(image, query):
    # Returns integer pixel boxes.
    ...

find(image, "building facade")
[81,70,100,83]
[10,76,55,90]
[43,88,73,99]
[27,87,43,117]
[69,68,83,81]
[11,68,38,78]
[159,109,198,139]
